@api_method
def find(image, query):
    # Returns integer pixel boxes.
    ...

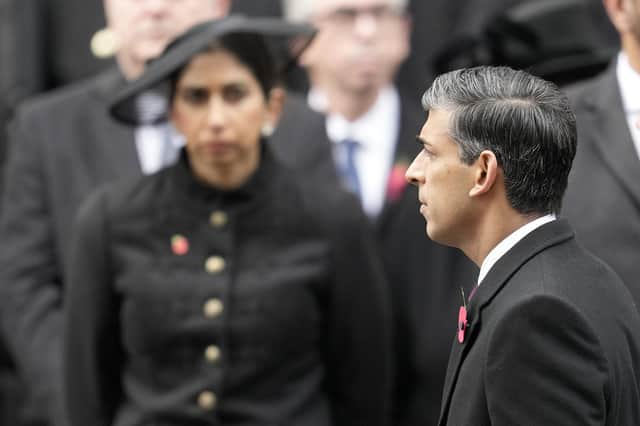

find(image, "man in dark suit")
[406,65,640,425]
[280,1,478,425]
[0,1,231,425]
[563,0,640,306]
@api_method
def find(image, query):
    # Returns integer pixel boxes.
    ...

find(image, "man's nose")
[405,159,422,187]
[352,12,379,40]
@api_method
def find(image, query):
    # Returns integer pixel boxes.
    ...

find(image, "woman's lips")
[203,141,233,153]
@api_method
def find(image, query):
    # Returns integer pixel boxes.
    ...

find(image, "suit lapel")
[437,220,575,425]
[583,66,640,208]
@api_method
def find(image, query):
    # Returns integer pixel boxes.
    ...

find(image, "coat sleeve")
[485,295,608,425]
[64,189,122,426]
[325,205,393,426]
[0,109,68,426]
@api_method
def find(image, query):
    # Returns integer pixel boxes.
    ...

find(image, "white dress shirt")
[616,52,640,161]
[133,91,184,175]
[308,86,400,218]
[135,123,184,175]
[477,214,557,286]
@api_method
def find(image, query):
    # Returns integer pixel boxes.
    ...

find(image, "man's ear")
[469,150,498,197]
[603,0,633,33]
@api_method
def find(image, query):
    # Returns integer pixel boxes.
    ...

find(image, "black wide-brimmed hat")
[109,14,316,125]
[434,0,617,86]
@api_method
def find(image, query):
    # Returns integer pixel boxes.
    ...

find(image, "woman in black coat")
[64,16,391,426]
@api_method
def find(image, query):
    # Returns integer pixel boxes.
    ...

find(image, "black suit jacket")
[0,67,139,426]
[439,220,640,426]
[271,93,478,426]
[563,62,640,307]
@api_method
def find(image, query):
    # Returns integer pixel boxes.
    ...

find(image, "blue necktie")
[337,138,361,197]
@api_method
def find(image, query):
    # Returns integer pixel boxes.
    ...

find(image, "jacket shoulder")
[563,66,614,109]
[14,68,122,121]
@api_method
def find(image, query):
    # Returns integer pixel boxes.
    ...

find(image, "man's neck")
[462,203,541,268]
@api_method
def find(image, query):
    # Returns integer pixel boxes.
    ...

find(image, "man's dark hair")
[422,65,576,215]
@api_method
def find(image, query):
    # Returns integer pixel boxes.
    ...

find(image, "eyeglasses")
[314,5,405,29]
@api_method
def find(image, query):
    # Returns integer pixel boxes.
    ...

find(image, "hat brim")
[109,15,316,125]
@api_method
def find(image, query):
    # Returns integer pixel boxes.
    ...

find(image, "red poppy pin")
[458,287,469,343]
[171,234,189,256]
[458,305,468,343]
[385,160,409,203]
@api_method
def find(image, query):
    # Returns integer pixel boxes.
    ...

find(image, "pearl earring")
[261,123,275,137]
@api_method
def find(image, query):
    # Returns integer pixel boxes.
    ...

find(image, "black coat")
[562,62,640,308]
[64,147,392,426]
[439,220,640,425]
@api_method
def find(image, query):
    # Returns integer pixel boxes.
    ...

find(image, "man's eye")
[181,88,208,105]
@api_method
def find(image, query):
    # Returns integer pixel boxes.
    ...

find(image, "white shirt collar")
[135,122,184,175]
[477,214,557,286]
[617,52,640,113]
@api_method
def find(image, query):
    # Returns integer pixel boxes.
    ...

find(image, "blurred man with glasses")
[281,1,479,425]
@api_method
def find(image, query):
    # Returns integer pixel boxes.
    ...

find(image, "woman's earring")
[261,123,275,137]
[90,28,119,59]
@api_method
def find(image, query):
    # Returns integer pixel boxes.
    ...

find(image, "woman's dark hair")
[171,32,279,99]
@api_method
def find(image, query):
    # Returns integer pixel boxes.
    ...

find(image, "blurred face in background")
[103,0,230,79]
[300,0,410,96]
[170,48,284,189]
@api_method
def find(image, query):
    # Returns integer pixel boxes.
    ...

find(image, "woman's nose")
[206,97,227,128]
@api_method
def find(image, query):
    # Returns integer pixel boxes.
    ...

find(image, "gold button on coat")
[203,298,224,318]
[205,345,221,363]
[209,211,228,227]
[198,390,217,410]
[205,256,225,273]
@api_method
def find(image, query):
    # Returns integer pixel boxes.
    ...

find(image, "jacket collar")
[168,140,280,207]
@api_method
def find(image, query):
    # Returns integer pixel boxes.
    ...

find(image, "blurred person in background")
[562,0,640,306]
[0,1,230,425]
[65,15,391,426]
[281,1,478,425]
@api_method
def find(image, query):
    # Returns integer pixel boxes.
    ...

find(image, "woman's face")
[170,48,282,187]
